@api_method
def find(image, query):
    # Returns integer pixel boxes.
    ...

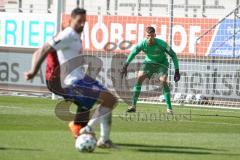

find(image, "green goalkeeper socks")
[131,82,171,109]
[163,84,172,110]
[132,82,142,106]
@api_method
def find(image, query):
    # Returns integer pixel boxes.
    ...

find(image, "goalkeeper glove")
[120,63,128,79]
[174,69,180,82]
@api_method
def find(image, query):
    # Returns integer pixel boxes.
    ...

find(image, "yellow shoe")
[68,121,81,139]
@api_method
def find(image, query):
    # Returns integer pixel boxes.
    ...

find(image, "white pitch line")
[0,105,54,115]
[0,105,22,109]
[182,120,240,126]
[1,105,240,126]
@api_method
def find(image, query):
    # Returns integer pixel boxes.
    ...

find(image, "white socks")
[100,112,112,141]
[87,106,112,131]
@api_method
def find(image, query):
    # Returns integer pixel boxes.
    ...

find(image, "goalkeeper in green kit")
[120,26,180,113]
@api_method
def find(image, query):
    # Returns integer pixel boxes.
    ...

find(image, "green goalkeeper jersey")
[126,38,179,69]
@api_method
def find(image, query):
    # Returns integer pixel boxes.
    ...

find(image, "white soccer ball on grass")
[75,134,97,153]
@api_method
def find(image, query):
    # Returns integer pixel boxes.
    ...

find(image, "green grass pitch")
[0,95,240,160]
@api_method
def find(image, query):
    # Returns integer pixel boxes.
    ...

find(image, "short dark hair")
[146,26,155,34]
[71,8,86,18]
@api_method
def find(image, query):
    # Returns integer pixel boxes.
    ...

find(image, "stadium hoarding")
[2,13,239,57]
[62,14,218,57]
[0,52,46,87]
[1,52,240,101]
[0,13,56,48]
[207,18,240,57]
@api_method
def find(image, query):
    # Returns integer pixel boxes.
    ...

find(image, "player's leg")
[97,112,115,148]
[159,75,173,113]
[46,78,90,139]
[64,76,117,148]
[127,71,148,112]
[67,76,117,146]
[81,90,117,148]
[85,90,117,131]
[69,102,90,139]
[71,97,115,148]
[96,92,117,148]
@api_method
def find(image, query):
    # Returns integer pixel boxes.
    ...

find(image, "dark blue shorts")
[64,76,107,110]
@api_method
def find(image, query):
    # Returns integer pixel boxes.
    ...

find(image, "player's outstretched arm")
[120,42,142,78]
[24,43,55,80]
[165,45,180,82]
[25,27,73,80]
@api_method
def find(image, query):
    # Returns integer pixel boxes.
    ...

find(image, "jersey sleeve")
[125,40,143,64]
[164,43,179,70]
[48,28,74,50]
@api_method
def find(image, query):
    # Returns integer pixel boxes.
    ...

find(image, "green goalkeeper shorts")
[140,62,168,78]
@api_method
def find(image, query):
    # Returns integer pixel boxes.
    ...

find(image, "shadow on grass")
[79,151,110,154]
[0,147,111,155]
[137,148,212,155]
[137,148,240,156]
[116,143,239,156]
[0,147,43,152]
[117,143,225,151]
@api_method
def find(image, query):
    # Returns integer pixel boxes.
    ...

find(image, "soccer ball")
[75,134,97,152]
